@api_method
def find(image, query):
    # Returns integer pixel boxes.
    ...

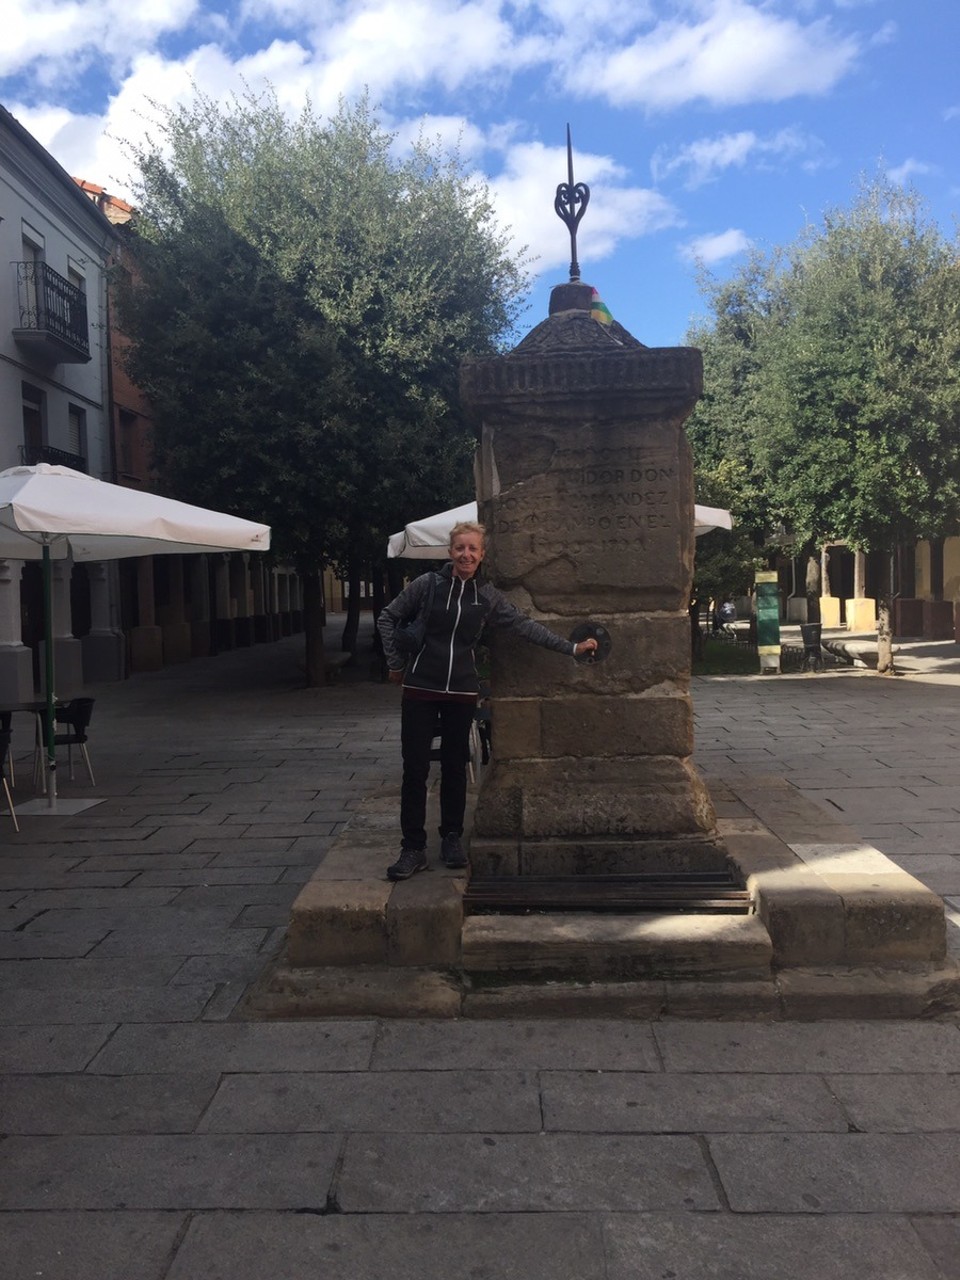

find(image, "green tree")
[687,178,960,673]
[754,180,960,671]
[692,459,762,606]
[118,89,528,682]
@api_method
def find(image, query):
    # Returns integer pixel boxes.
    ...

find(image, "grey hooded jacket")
[377,562,575,696]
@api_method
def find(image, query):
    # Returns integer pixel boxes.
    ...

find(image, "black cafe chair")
[54,697,96,786]
[35,698,96,789]
[0,711,12,788]
[1,729,18,832]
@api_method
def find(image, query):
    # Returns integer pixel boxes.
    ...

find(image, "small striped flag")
[590,288,614,325]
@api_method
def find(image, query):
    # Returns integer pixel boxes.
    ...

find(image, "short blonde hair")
[449,520,486,545]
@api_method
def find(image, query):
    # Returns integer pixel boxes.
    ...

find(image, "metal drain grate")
[463,870,752,915]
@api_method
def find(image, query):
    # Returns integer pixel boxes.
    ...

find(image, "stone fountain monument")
[461,134,719,886]
[271,131,950,1017]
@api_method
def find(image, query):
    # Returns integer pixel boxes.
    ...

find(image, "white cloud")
[867,20,897,47]
[518,0,653,38]
[0,0,199,82]
[653,125,822,188]
[313,0,548,104]
[886,157,937,185]
[8,59,677,286]
[945,106,960,122]
[7,41,320,198]
[390,114,491,162]
[568,0,860,109]
[679,227,750,264]
[2,0,867,123]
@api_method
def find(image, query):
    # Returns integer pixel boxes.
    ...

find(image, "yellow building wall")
[915,541,931,599]
[944,536,960,602]
[913,537,960,601]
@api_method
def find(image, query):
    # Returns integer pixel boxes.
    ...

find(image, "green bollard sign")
[755,571,781,673]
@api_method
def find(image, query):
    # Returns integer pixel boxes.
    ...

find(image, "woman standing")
[377,520,597,881]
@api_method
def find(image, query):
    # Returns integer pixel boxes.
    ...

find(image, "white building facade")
[0,105,121,703]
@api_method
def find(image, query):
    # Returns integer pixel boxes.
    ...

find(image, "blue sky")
[3,1,957,346]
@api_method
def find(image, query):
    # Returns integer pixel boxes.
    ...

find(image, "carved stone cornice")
[461,337,703,419]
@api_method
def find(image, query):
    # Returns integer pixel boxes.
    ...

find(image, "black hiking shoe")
[440,833,468,869]
[387,846,428,881]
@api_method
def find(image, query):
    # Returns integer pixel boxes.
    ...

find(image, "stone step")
[460,910,773,981]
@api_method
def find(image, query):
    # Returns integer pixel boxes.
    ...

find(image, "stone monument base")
[470,835,729,878]
[244,776,960,1021]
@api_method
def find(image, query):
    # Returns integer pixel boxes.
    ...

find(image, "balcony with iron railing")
[12,261,91,363]
[19,444,87,473]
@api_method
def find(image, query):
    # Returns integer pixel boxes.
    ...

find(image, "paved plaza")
[2,620,960,1278]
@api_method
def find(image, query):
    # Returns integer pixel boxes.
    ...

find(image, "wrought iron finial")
[554,124,590,283]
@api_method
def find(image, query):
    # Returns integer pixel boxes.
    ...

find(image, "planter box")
[893,598,924,638]
[922,600,954,640]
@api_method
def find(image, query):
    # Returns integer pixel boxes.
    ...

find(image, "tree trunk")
[341,555,362,653]
[804,550,822,625]
[876,588,895,675]
[371,566,386,622]
[302,570,327,687]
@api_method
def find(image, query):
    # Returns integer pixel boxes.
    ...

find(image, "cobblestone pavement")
[2,624,960,1279]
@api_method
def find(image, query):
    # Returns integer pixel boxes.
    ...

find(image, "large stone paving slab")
[708,1132,960,1212]
[909,1217,960,1280]
[87,1021,378,1073]
[0,1024,114,1072]
[0,1133,341,1209]
[337,1133,717,1212]
[655,1020,960,1073]
[601,1213,945,1280]
[0,929,108,959]
[826,1073,960,1131]
[89,926,269,957]
[371,1018,662,1071]
[166,1210,606,1280]
[198,1069,542,1133]
[541,1071,847,1132]
[1,1211,189,1280]
[0,956,183,987]
[0,984,215,1024]
[0,1072,219,1134]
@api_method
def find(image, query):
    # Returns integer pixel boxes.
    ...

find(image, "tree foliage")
[685,178,960,668]
[118,89,528,576]
[751,180,960,554]
[691,459,763,607]
[689,179,960,555]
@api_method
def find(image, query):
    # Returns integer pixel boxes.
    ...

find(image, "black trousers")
[400,697,476,849]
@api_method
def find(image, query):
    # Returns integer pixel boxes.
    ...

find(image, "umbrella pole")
[42,542,57,807]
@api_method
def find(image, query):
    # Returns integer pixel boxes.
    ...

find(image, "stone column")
[461,282,717,879]
[820,544,841,628]
[129,556,164,672]
[190,556,212,658]
[251,556,270,643]
[231,553,253,647]
[81,561,125,682]
[213,554,234,652]
[846,548,875,632]
[0,560,35,703]
[41,559,84,695]
[160,556,192,663]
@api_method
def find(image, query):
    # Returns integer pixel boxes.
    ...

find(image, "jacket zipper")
[445,576,463,691]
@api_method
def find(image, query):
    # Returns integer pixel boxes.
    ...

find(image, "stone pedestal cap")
[460,283,701,424]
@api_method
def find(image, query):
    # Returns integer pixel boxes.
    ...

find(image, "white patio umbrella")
[387,500,733,559]
[0,464,271,807]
